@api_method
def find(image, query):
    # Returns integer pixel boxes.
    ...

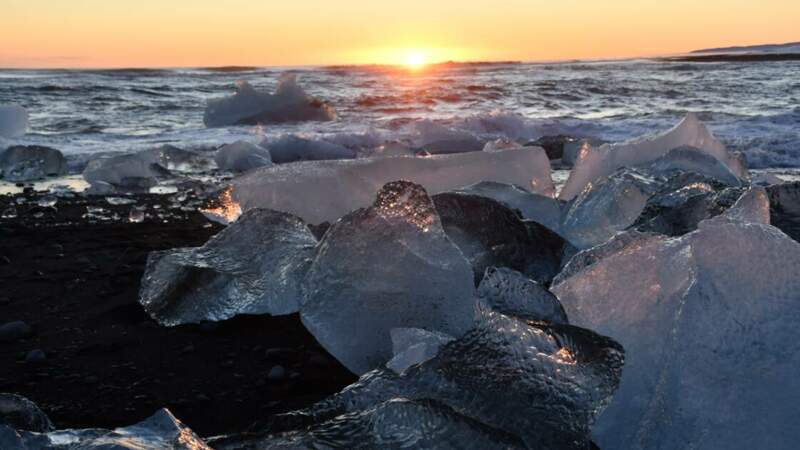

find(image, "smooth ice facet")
[301,181,476,375]
[139,208,316,325]
[231,147,554,224]
[386,328,455,374]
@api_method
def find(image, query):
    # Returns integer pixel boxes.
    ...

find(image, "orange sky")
[1,0,799,68]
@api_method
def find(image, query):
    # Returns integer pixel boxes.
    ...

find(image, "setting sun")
[404,51,427,69]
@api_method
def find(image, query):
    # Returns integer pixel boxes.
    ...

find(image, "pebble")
[25,349,47,363]
[267,365,287,382]
[0,321,33,342]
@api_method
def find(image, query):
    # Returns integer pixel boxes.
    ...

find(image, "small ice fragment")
[1,207,18,219]
[128,206,146,223]
[201,186,242,224]
[37,196,57,208]
[105,196,136,206]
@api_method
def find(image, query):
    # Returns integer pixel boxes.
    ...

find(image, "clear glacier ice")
[432,191,565,284]
[0,104,28,138]
[139,208,317,325]
[83,153,172,193]
[0,145,67,182]
[560,153,749,249]
[477,267,567,323]
[263,134,356,164]
[453,181,563,233]
[83,145,213,193]
[560,168,655,249]
[203,75,336,127]
[552,210,800,450]
[246,308,624,449]
[301,181,476,374]
[230,146,554,225]
[559,113,748,201]
[211,398,527,450]
[0,408,209,450]
[214,140,273,173]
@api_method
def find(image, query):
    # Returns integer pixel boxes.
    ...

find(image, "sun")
[404,51,427,69]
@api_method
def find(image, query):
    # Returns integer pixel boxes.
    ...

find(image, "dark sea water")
[1,59,799,169]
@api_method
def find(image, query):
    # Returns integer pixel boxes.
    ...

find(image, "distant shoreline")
[660,53,800,63]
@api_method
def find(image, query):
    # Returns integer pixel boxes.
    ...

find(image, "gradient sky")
[1,0,799,68]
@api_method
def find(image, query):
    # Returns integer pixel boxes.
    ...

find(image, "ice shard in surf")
[230,146,554,225]
[203,74,336,127]
[0,104,28,138]
[552,190,800,450]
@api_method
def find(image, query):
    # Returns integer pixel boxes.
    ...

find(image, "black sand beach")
[0,191,356,437]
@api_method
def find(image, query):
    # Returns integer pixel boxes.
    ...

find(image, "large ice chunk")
[83,145,213,193]
[552,215,800,449]
[0,104,28,138]
[231,147,554,225]
[203,75,336,127]
[560,114,747,200]
[453,181,563,233]
[477,267,567,323]
[263,135,356,164]
[433,191,565,284]
[267,309,624,449]
[0,409,210,450]
[0,145,67,182]
[211,398,527,450]
[301,181,476,374]
[214,140,273,173]
[139,208,316,325]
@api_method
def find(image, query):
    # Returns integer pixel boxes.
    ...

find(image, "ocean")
[1,59,799,172]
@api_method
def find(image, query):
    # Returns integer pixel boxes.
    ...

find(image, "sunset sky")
[1,0,799,68]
